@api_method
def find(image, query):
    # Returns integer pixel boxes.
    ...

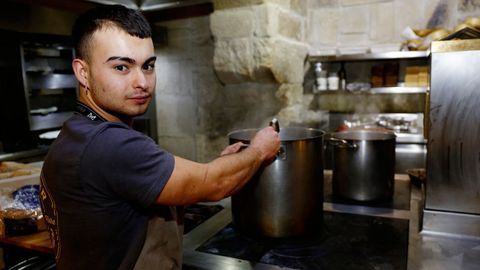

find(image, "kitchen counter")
[1,171,479,269]
[183,171,480,270]
[0,231,52,254]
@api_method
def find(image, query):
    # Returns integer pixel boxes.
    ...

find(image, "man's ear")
[72,58,90,90]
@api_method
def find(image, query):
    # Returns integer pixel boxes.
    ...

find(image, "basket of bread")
[0,161,44,238]
[402,16,480,51]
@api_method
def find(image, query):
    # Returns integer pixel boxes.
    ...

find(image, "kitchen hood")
[84,0,211,12]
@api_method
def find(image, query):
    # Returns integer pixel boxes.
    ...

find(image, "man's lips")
[129,95,151,104]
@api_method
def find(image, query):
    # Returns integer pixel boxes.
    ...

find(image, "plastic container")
[314,63,328,92]
[328,72,339,90]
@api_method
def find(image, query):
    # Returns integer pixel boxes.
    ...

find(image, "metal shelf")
[30,111,73,131]
[315,87,428,94]
[370,86,427,94]
[308,51,430,62]
[27,73,77,90]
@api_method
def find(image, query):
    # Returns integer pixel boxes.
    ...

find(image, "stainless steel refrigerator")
[423,37,480,238]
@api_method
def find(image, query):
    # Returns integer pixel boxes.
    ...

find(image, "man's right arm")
[155,126,280,205]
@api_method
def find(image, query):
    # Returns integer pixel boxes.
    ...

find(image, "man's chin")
[112,107,149,121]
[130,102,150,115]
[131,108,148,118]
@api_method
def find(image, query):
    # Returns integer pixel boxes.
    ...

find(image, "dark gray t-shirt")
[40,114,178,270]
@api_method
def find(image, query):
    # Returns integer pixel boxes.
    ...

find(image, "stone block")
[196,107,229,143]
[291,0,308,16]
[458,0,480,12]
[190,17,213,47]
[369,1,395,42]
[251,38,277,82]
[223,82,279,107]
[163,27,192,51]
[337,33,368,46]
[189,16,211,33]
[195,68,223,106]
[264,0,290,8]
[254,4,277,38]
[213,38,254,84]
[394,0,425,32]
[213,0,264,10]
[156,94,196,137]
[158,135,196,160]
[307,8,339,46]
[255,3,305,41]
[212,31,308,85]
[192,45,214,67]
[195,134,229,163]
[340,0,390,6]
[424,0,454,29]
[219,82,281,129]
[155,58,193,96]
[275,84,304,106]
[213,37,284,84]
[270,38,309,84]
[340,5,369,34]
[278,8,304,41]
[210,9,255,38]
[307,0,338,9]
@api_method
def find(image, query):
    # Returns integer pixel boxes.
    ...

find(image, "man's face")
[85,27,156,119]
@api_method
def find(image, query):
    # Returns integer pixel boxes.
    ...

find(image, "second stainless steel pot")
[330,130,396,202]
[229,127,325,238]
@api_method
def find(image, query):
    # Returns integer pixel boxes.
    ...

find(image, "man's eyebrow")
[144,56,157,64]
[105,56,135,64]
[104,56,157,65]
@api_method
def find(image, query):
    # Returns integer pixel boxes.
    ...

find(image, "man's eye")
[143,63,155,71]
[114,65,128,72]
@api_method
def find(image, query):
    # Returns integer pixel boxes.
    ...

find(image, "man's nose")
[132,68,148,89]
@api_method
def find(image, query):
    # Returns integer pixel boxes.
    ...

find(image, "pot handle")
[269,118,280,132]
[238,118,285,159]
[326,137,357,149]
[268,118,286,159]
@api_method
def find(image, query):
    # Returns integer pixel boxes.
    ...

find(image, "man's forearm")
[203,146,265,200]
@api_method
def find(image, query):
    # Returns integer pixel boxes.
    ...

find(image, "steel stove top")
[182,173,412,270]
[196,212,408,270]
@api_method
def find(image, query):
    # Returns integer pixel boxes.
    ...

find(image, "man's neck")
[78,90,134,127]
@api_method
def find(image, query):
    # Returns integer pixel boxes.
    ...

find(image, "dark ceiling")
[7,0,213,22]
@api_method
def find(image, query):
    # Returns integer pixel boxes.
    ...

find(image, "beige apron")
[133,206,184,270]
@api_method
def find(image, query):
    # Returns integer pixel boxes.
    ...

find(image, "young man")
[40,5,279,270]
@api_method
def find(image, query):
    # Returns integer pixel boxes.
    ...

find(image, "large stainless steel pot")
[229,127,325,238]
[330,130,396,201]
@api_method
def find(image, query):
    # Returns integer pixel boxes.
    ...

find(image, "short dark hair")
[72,4,152,61]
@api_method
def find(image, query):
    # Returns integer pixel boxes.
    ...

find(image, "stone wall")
[210,0,326,128]
[307,0,480,53]
[155,0,480,162]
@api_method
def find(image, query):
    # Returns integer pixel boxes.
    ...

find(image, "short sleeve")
[82,123,175,207]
